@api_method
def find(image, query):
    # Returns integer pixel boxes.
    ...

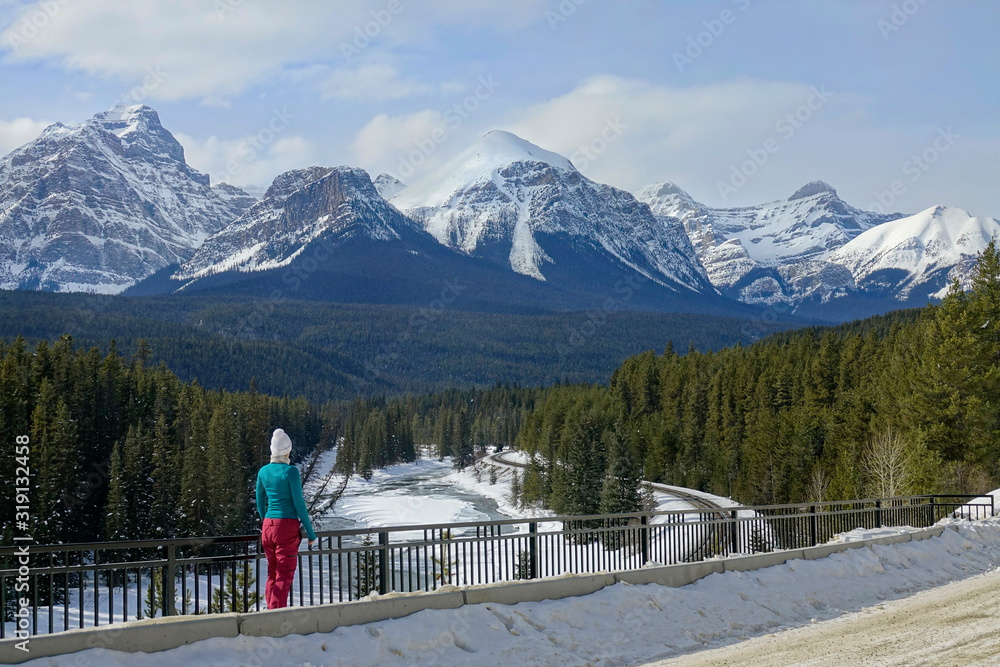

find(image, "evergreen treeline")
[0,337,544,544]
[330,385,544,477]
[0,336,326,544]
[517,244,1000,508]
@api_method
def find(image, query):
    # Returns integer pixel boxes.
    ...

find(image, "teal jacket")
[255,462,318,541]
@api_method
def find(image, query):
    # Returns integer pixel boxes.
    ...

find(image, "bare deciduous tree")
[862,427,911,498]
[807,466,830,502]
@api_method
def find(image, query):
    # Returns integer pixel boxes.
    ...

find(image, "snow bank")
[30,517,1000,666]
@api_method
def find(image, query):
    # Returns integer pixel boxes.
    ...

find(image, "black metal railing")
[0,494,991,638]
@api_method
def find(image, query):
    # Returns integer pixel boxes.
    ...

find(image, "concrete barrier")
[0,523,964,663]
[615,560,723,587]
[239,590,465,637]
[464,572,616,605]
[802,542,852,560]
[723,549,805,572]
[0,612,240,665]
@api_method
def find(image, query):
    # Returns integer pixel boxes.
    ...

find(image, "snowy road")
[652,566,1000,667]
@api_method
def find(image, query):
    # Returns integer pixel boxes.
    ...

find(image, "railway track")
[488,450,728,516]
[486,452,729,518]
[486,450,735,563]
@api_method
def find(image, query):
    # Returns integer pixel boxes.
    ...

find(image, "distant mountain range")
[0,105,253,293]
[1,104,996,321]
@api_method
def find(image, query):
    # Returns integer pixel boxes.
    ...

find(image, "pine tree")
[207,401,247,535]
[599,424,642,516]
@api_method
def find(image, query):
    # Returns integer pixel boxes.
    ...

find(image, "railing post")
[640,515,650,565]
[378,531,389,596]
[875,500,882,529]
[528,522,538,579]
[729,510,739,554]
[928,496,936,526]
[992,494,996,518]
[164,543,176,616]
[809,505,818,547]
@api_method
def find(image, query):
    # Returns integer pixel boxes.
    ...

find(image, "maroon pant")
[261,518,301,609]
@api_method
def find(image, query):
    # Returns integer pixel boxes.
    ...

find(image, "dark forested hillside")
[0,333,546,544]
[0,291,797,401]
[516,243,1000,508]
[0,336,329,545]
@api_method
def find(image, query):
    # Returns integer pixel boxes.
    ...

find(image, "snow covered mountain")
[175,166,423,280]
[373,173,405,199]
[828,206,1000,301]
[165,164,633,311]
[636,180,903,307]
[390,131,713,296]
[0,104,252,293]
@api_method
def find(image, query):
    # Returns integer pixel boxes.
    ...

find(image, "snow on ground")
[27,517,1000,667]
[653,552,1000,666]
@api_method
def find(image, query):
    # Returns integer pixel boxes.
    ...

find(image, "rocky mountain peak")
[374,173,405,199]
[0,103,251,293]
[789,180,837,201]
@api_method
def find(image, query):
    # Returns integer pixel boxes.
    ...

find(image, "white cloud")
[0,116,49,154]
[176,132,315,188]
[351,110,452,179]
[0,0,550,103]
[318,63,432,102]
[502,75,873,206]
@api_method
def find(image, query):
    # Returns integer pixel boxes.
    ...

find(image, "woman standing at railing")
[255,428,317,609]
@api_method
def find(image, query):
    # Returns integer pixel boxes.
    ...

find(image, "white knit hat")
[270,428,292,457]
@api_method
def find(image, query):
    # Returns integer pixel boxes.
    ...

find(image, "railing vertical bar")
[63,555,70,632]
[93,557,99,628]
[255,544,261,612]
[48,553,54,634]
[326,537,340,602]
[32,572,38,635]
[297,548,304,607]
[308,543,314,607]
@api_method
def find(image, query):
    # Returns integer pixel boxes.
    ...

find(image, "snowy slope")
[637,180,902,307]
[0,104,251,293]
[392,131,712,292]
[373,173,405,199]
[829,205,1000,300]
[175,166,421,280]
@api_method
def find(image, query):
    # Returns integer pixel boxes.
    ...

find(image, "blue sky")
[0,0,996,216]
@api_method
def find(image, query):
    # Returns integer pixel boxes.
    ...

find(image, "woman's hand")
[308,539,316,549]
